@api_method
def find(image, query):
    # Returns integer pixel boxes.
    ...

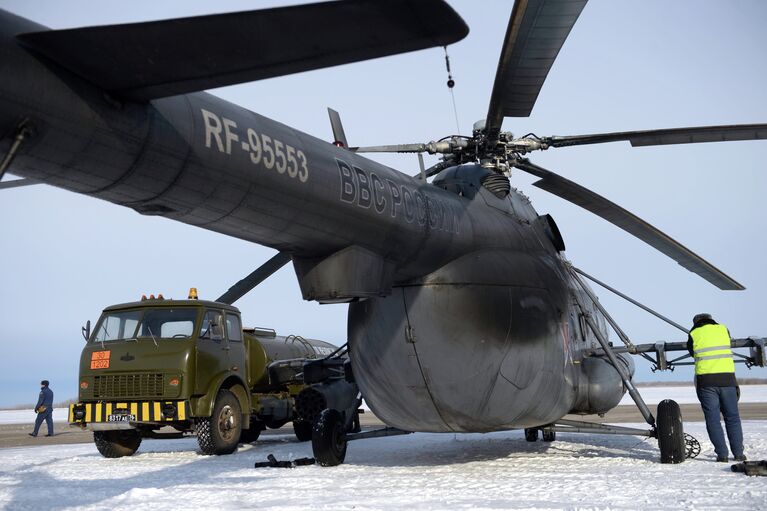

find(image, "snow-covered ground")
[1,385,763,424]
[0,408,69,425]
[619,384,767,406]
[0,422,765,510]
[1,389,764,510]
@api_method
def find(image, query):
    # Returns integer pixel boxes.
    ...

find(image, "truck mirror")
[81,320,91,342]
[212,323,224,339]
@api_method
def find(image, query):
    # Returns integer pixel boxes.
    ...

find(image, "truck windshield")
[137,308,198,339]
[93,310,142,342]
[92,308,198,342]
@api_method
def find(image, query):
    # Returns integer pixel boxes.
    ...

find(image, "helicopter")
[1,0,765,466]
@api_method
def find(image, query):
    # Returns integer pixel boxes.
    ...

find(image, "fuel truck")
[69,291,360,457]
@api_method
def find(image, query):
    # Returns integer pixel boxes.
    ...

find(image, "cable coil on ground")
[684,433,701,459]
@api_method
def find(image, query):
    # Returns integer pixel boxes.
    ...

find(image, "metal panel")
[93,373,164,398]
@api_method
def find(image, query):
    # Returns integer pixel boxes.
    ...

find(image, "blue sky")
[1,1,766,407]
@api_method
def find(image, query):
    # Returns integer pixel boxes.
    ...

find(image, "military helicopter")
[1,0,765,467]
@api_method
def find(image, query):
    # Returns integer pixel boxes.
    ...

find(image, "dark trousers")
[696,385,743,459]
[33,409,53,436]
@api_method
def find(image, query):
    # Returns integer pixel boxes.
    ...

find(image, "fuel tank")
[570,354,634,415]
[245,328,337,386]
[348,249,579,433]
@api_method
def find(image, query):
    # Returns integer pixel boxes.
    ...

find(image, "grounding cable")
[444,47,461,135]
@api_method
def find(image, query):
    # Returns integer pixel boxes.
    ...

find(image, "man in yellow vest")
[687,313,745,462]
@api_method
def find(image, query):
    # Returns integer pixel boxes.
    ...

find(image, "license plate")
[107,414,136,422]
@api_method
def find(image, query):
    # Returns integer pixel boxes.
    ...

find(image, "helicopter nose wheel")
[524,428,539,442]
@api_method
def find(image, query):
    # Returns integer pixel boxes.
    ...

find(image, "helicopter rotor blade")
[484,0,588,141]
[542,123,767,149]
[514,159,745,290]
[352,143,429,153]
[18,0,469,102]
[216,252,292,305]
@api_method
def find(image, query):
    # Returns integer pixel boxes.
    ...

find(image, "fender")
[190,372,250,427]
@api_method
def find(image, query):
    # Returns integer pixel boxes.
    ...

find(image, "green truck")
[69,293,350,458]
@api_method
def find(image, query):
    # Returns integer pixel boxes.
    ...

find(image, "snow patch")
[0,422,765,510]
[619,384,767,405]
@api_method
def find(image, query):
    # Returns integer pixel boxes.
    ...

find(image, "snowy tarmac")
[1,387,765,509]
[0,421,765,510]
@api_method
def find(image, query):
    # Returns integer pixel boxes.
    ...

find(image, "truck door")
[225,313,247,386]
[195,309,229,396]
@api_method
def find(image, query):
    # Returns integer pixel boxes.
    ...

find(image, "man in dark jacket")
[687,313,745,462]
[29,380,54,437]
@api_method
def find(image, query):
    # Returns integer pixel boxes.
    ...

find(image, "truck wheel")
[657,399,685,464]
[197,389,242,455]
[293,420,313,442]
[524,428,538,442]
[93,430,142,458]
[312,409,347,466]
[239,422,263,444]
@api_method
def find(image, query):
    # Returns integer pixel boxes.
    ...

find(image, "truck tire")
[293,420,313,442]
[197,389,242,455]
[93,430,142,458]
[240,421,263,444]
[312,409,347,466]
[657,399,685,464]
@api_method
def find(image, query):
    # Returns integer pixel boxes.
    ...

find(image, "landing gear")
[312,409,348,466]
[656,399,685,464]
[524,427,554,442]
[542,430,556,442]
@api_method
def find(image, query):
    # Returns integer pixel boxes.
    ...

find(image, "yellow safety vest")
[691,324,734,375]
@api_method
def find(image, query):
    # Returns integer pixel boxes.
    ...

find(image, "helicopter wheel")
[657,399,685,464]
[524,428,538,442]
[312,409,347,467]
[542,430,556,442]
